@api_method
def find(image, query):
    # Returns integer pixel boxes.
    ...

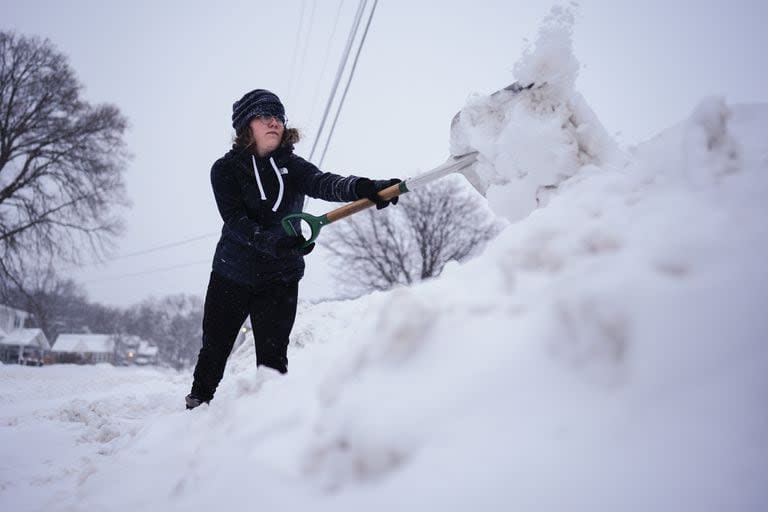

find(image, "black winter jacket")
[210,145,364,287]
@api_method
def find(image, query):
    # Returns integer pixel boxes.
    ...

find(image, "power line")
[54,231,218,275]
[318,0,378,167]
[288,0,308,103]
[308,0,368,163]
[291,0,318,105]
[80,259,211,284]
[307,0,347,128]
[107,232,218,262]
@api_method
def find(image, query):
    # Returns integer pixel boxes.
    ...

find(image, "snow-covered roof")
[0,328,50,349]
[52,334,115,354]
[118,334,142,347]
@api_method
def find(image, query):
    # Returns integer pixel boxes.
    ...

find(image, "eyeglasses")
[253,115,285,125]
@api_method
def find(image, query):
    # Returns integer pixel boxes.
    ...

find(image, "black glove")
[355,178,402,210]
[274,235,315,258]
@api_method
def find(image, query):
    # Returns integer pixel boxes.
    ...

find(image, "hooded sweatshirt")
[208,144,369,287]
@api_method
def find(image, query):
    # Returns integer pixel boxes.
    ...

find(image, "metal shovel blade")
[402,152,484,195]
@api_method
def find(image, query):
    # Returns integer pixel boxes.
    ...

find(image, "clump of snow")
[450,4,622,222]
[683,96,742,182]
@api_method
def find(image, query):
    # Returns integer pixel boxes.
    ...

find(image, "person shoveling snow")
[185,89,401,409]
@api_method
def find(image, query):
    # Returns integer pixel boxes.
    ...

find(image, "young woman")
[186,89,399,409]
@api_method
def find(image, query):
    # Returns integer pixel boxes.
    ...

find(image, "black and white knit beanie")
[231,89,286,132]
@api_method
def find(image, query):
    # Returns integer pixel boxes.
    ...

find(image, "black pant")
[190,271,299,401]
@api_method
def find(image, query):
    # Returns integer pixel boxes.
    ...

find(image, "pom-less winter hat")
[231,89,286,132]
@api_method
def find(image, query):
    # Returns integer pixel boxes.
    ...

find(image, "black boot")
[185,393,209,410]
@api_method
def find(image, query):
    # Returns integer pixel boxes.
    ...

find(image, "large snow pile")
[2,6,767,511]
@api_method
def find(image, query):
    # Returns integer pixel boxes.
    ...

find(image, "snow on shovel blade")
[448,82,537,194]
[449,82,536,155]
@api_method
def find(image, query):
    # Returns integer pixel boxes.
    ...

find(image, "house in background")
[0,304,163,367]
[113,334,160,366]
[0,328,50,365]
[51,334,116,365]
[0,304,47,365]
[0,304,30,333]
[135,340,159,366]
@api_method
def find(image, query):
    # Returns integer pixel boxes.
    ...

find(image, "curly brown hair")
[233,126,301,151]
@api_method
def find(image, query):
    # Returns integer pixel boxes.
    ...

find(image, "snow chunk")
[450,4,622,222]
[684,96,742,182]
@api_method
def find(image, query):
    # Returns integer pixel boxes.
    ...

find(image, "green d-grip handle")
[280,181,407,246]
[281,212,330,246]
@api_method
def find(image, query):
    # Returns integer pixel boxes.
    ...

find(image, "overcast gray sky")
[3,0,767,306]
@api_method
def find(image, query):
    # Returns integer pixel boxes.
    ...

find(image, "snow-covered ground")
[2,6,766,511]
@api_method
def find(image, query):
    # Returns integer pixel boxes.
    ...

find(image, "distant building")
[0,328,50,366]
[113,334,160,366]
[0,304,31,333]
[114,334,140,365]
[51,334,116,365]
[135,340,159,366]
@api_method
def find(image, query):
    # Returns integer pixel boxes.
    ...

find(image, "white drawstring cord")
[251,155,266,200]
[269,157,285,212]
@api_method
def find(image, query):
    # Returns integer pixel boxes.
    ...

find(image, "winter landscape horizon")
[2,5,767,511]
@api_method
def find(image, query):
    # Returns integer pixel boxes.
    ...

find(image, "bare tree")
[0,31,129,294]
[17,273,90,341]
[1,268,122,341]
[323,176,502,295]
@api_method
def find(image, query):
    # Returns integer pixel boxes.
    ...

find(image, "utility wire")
[80,259,211,284]
[107,232,218,261]
[307,0,347,129]
[54,231,218,275]
[287,0,308,103]
[292,0,318,104]
[308,0,368,163]
[318,0,378,167]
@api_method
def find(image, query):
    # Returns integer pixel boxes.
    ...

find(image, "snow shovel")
[281,151,485,245]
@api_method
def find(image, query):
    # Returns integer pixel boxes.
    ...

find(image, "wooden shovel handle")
[326,182,406,223]
[281,182,409,246]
